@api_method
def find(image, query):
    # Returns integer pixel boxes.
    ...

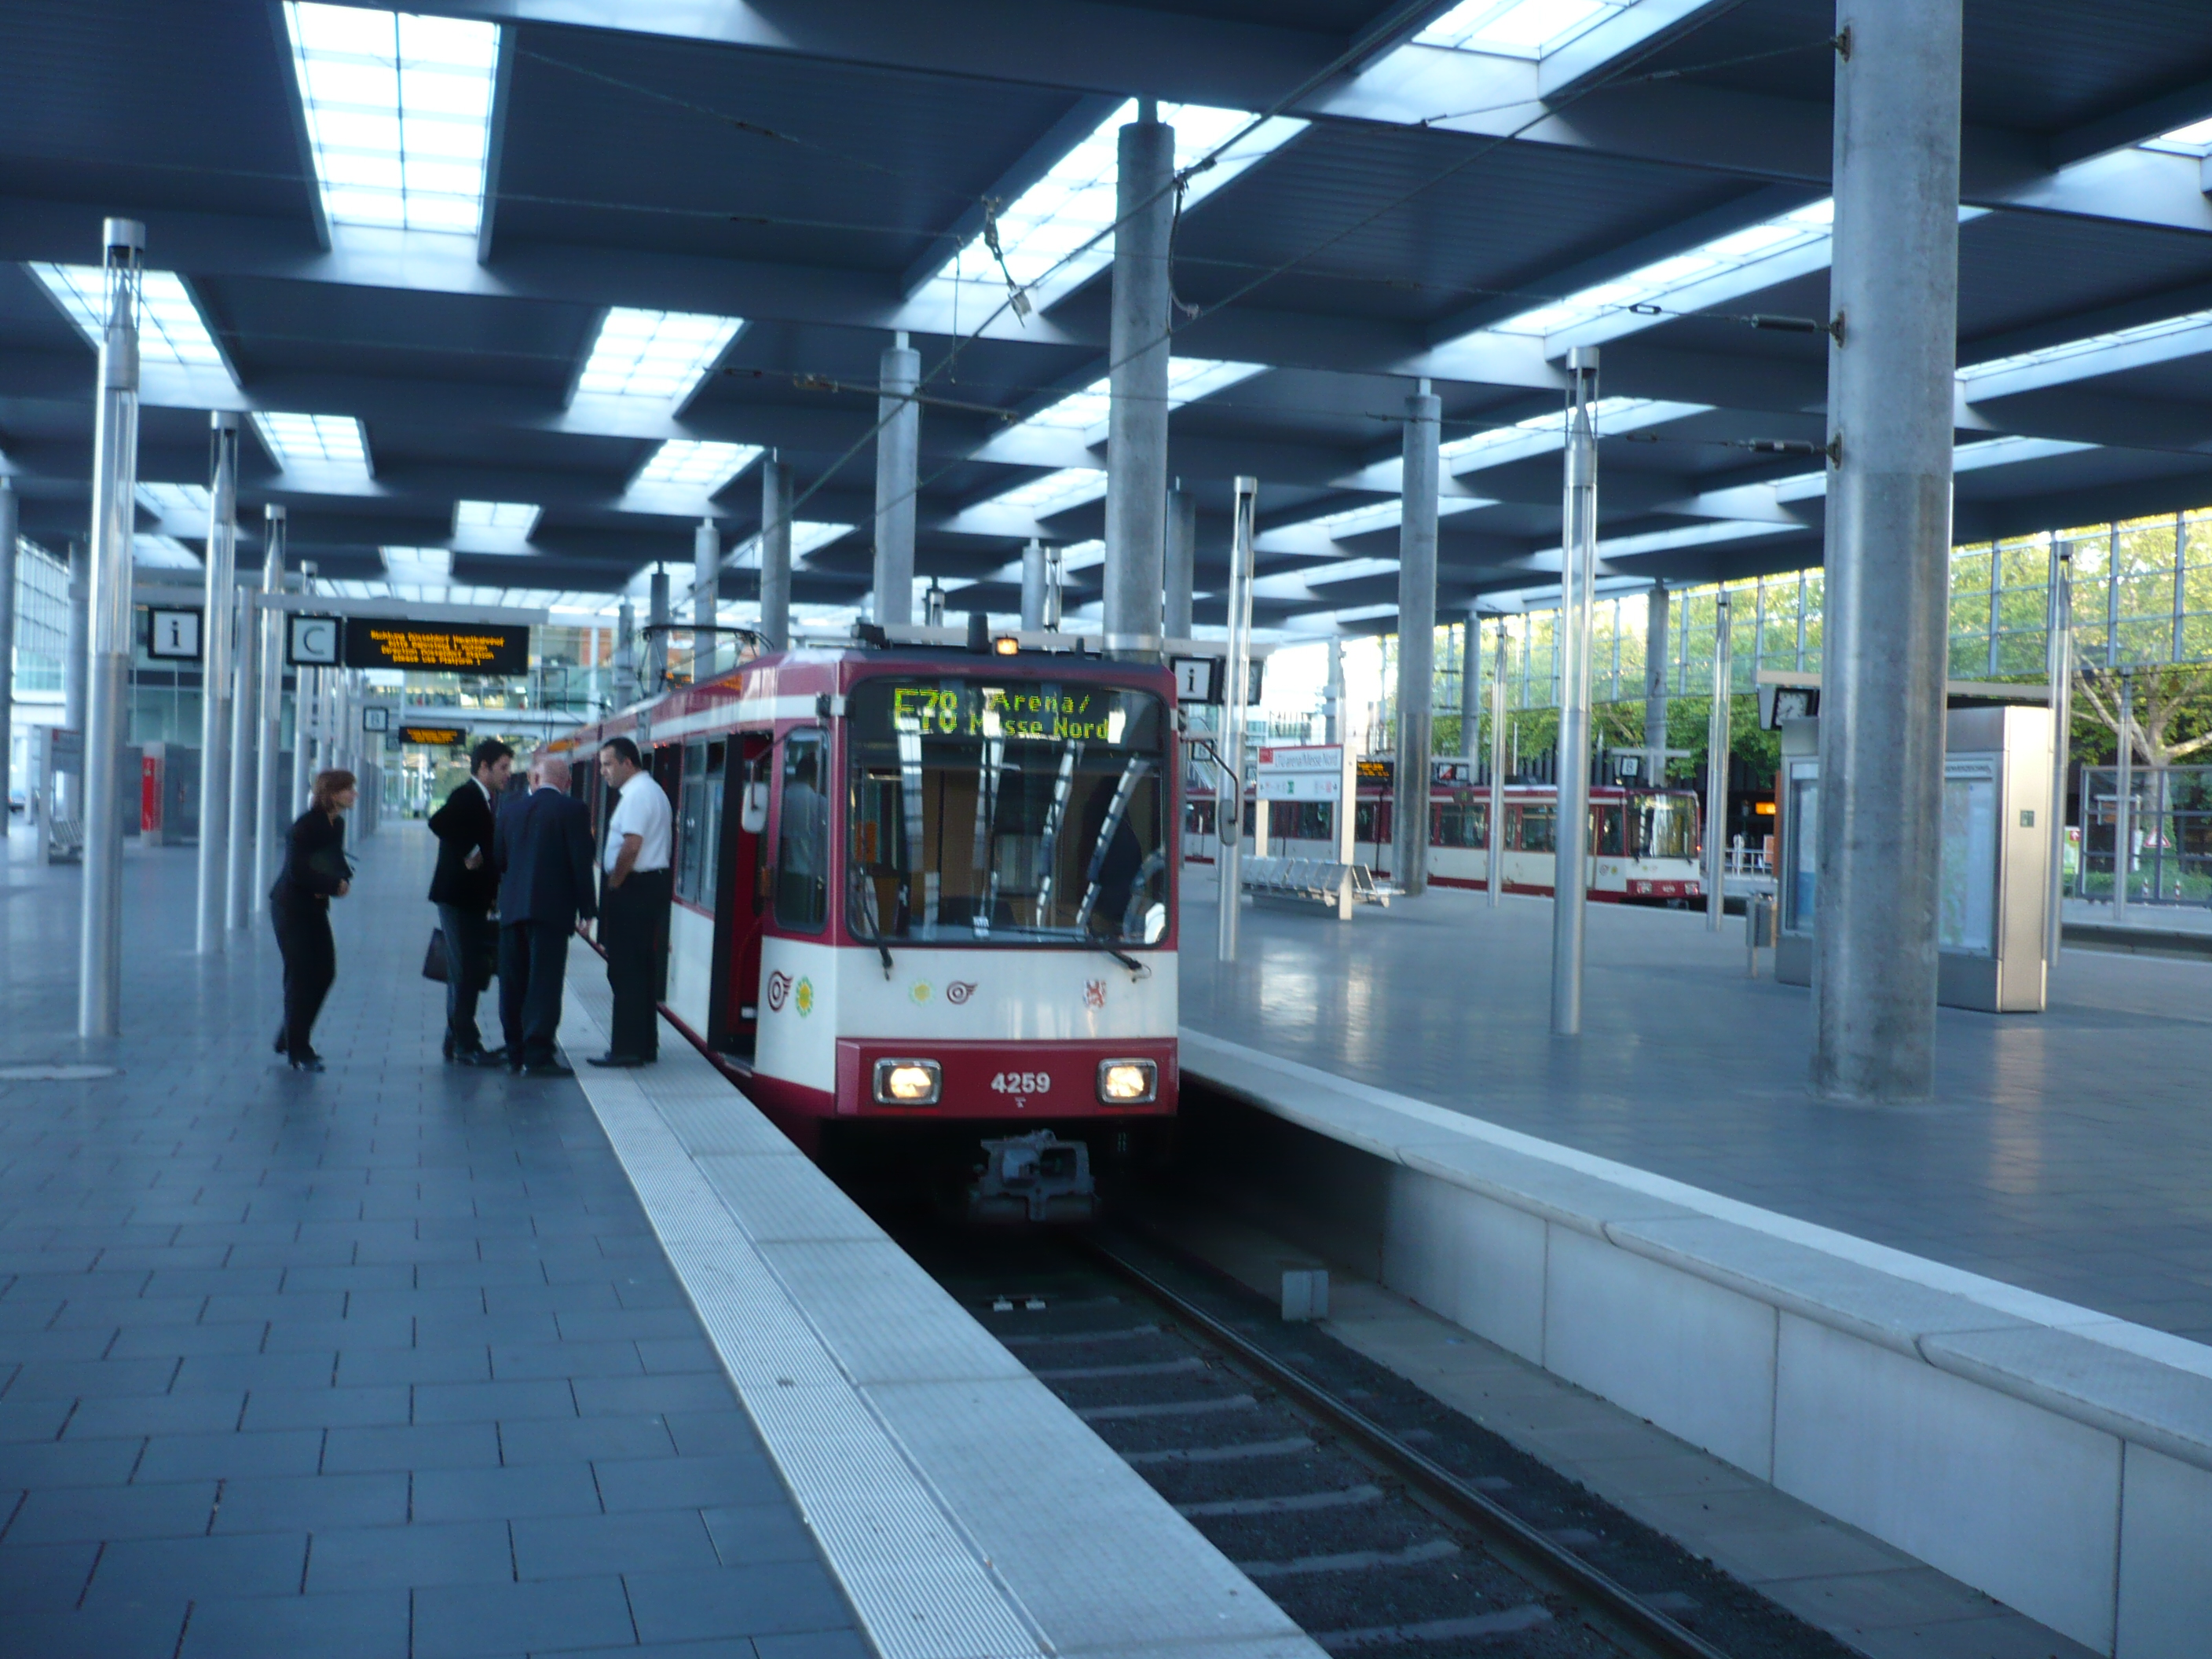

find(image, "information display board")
[345,619,528,673]
[287,615,343,667]
[397,725,467,747]
[147,609,202,661]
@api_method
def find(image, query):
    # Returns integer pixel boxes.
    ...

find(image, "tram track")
[878,1213,1862,1659]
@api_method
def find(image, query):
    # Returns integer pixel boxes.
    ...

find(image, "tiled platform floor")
[0,819,862,1659]
[1181,872,2212,1344]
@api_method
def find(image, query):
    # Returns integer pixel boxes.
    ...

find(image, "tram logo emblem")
[910,981,933,1005]
[1082,980,1107,1011]
[766,971,793,1012]
[946,980,976,1005]
[794,978,814,1016]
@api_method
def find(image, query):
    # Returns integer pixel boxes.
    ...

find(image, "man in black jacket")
[427,738,513,1065]
[492,752,598,1076]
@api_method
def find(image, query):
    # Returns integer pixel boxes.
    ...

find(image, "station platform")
[1177,873,2212,1657]
[0,822,1317,1659]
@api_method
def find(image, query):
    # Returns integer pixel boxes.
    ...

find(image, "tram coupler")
[967,1130,1097,1224]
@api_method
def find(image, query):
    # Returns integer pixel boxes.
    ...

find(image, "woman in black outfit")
[270,769,357,1071]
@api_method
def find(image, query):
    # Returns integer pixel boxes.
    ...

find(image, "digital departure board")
[397,726,467,747]
[344,619,528,673]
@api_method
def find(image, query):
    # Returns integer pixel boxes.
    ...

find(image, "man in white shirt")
[590,736,674,1067]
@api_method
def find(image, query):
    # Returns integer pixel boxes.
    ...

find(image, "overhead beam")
[2045,72,2212,168]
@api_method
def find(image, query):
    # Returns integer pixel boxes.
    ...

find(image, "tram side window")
[1354,802,1390,844]
[1273,802,1331,841]
[1595,804,1624,857]
[1514,804,1557,853]
[676,741,725,906]
[1434,799,1487,850]
[775,732,829,930]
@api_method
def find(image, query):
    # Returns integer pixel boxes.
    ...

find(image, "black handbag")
[422,927,450,983]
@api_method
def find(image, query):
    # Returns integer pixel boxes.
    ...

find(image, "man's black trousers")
[599,867,671,1060]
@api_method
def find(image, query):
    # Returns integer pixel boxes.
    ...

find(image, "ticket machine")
[1776,704,2054,1013]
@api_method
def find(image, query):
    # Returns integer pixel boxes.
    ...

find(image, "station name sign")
[346,621,528,674]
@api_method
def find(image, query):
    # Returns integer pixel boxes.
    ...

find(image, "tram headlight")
[873,1059,942,1105]
[1097,1059,1157,1104]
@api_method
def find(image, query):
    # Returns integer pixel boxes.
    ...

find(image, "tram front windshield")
[847,677,1170,947]
[1632,793,1697,861]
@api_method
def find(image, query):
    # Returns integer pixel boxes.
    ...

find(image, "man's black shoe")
[522,1059,574,1078]
[441,1036,456,1062]
[459,1046,508,1068]
[588,1053,646,1068]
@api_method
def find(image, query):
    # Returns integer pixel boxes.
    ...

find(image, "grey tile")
[104,1322,267,1360]
[489,1339,644,1380]
[573,1374,737,1417]
[636,1336,720,1375]
[753,1630,876,1659]
[303,1518,514,1591]
[85,1530,311,1606]
[64,1390,246,1441]
[211,1471,409,1534]
[596,1454,785,1514]
[134,1429,325,1484]
[1,1357,179,1399]
[0,1538,101,1611]
[0,1434,147,1489]
[702,1503,825,1568]
[171,1351,337,1392]
[496,1414,675,1467]
[513,1509,720,1580]
[409,1462,605,1524]
[411,1573,637,1659]
[626,1562,853,1643]
[412,1378,578,1423]
[663,1413,767,1460]
[333,1345,493,1386]
[5,1480,218,1544]
[239,1386,410,1432]
[321,1422,500,1474]
[178,1586,411,1659]
[0,1602,190,1659]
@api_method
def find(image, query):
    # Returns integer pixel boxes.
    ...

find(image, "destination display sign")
[874,680,1156,747]
[344,619,528,674]
[397,725,467,746]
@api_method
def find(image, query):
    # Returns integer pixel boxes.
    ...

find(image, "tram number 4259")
[990,1071,1052,1096]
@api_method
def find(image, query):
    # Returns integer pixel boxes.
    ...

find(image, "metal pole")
[195,413,240,954]
[873,331,919,626]
[1488,617,1506,909]
[79,218,144,1039]
[1813,0,1964,1104]
[646,568,669,690]
[1165,485,1196,642]
[1459,616,1480,760]
[692,516,718,639]
[62,541,88,822]
[0,479,15,836]
[254,506,286,912]
[1705,591,1733,932]
[1324,639,1344,746]
[1551,348,1599,1036]
[1044,545,1065,631]
[1218,476,1257,962]
[225,580,255,925]
[1020,540,1047,632]
[1393,382,1441,898]
[1643,578,1668,779]
[2045,543,2071,962]
[760,456,792,651]
[2114,670,2133,923]
[289,565,312,813]
[1104,105,1174,662]
[615,600,636,705]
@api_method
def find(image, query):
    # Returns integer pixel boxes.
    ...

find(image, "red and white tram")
[549,642,1181,1176]
[1227,758,1706,903]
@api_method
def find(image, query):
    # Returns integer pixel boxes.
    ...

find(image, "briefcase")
[422,927,450,983]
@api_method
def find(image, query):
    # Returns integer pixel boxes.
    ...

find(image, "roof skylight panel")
[251,412,370,471]
[1016,358,1266,445]
[31,266,231,378]
[631,441,761,494]
[576,309,745,403]
[1413,0,1627,58]
[136,483,212,519]
[2142,117,2212,157]
[381,546,454,593]
[790,523,853,559]
[1957,307,2212,393]
[134,536,202,569]
[938,101,1305,313]
[454,500,541,535]
[284,3,500,235]
[984,468,1108,518]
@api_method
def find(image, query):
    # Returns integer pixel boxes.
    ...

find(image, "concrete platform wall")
[1180,1033,2212,1659]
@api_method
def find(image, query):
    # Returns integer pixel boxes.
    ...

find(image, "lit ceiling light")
[631,441,761,494]
[1414,0,1626,59]
[31,266,231,379]
[282,2,500,235]
[136,483,212,518]
[134,535,202,569]
[933,101,1306,314]
[453,500,541,535]
[381,545,453,587]
[252,412,370,471]
[576,308,745,403]
[983,468,1108,519]
[1016,358,1266,445]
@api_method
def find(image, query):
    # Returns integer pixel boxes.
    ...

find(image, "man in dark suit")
[427,738,513,1065]
[493,752,598,1076]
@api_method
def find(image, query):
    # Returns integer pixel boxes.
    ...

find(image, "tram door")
[709,732,774,1057]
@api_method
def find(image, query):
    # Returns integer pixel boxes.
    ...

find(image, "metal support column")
[760,456,792,651]
[255,507,286,910]
[1104,107,1174,661]
[225,580,255,928]
[2114,670,2134,923]
[1813,0,1965,1103]
[873,332,919,626]
[1020,540,1047,633]
[1217,476,1257,961]
[2045,543,2072,961]
[1393,381,1441,896]
[1551,347,1600,1036]
[692,518,718,634]
[1460,616,1480,759]
[1324,639,1344,746]
[0,479,15,834]
[646,569,669,691]
[79,218,144,1038]
[1165,485,1196,642]
[615,601,636,705]
[62,542,88,822]
[1643,578,1668,776]
[1487,617,1506,909]
[1705,591,1733,932]
[289,565,312,813]
[195,413,240,954]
